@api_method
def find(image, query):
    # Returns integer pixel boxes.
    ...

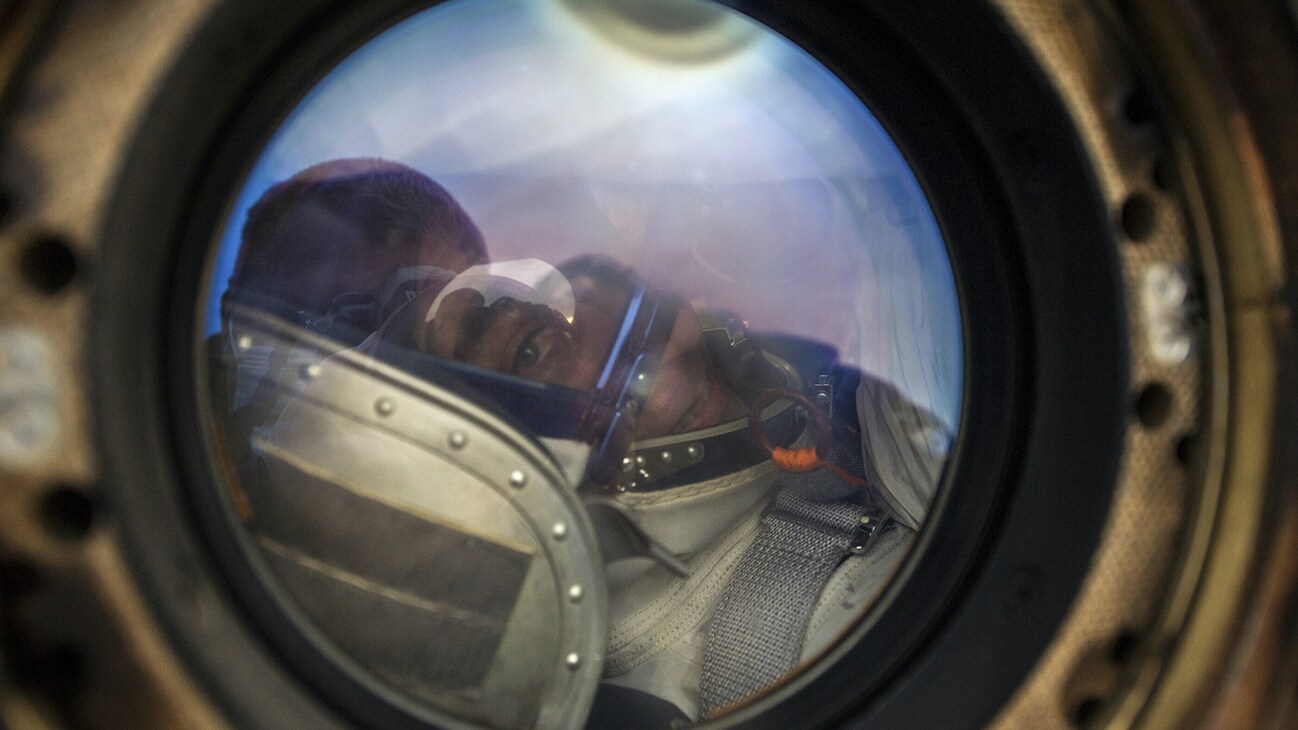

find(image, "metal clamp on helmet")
[222,304,608,730]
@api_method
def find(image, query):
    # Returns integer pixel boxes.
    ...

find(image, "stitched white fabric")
[615,461,779,555]
[800,525,914,662]
[605,503,765,674]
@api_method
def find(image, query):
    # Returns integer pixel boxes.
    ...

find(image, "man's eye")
[514,332,543,371]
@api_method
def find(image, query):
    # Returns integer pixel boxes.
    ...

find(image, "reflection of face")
[270,202,378,313]
[637,298,736,438]
[416,278,736,439]
[272,201,478,315]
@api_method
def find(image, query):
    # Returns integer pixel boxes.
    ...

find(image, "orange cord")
[752,388,870,488]
[771,445,870,487]
[771,446,822,472]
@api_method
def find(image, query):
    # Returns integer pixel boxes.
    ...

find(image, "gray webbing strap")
[698,488,865,719]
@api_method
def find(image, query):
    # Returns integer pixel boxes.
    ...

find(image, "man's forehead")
[290,157,411,183]
[273,201,369,260]
[412,230,483,270]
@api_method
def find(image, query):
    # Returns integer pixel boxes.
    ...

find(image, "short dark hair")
[230,159,486,296]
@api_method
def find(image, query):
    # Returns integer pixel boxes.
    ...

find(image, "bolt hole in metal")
[1119,194,1158,242]
[1134,382,1175,429]
[1071,696,1105,726]
[17,233,79,294]
[1174,432,1197,466]
[36,486,95,541]
[1108,629,1138,664]
[1151,156,1177,193]
[1120,81,1158,127]
[0,188,14,229]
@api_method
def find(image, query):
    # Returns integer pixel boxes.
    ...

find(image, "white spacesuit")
[220,257,950,729]
[591,373,945,725]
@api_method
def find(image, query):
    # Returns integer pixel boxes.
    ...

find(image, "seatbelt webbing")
[698,488,865,719]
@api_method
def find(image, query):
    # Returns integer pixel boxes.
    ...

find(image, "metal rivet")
[448,432,467,449]
[635,455,646,466]
[1146,264,1188,307]
[236,335,253,351]
[565,653,581,670]
[1142,263,1195,365]
[568,584,584,602]
[621,456,634,473]
[660,450,672,463]
[0,330,60,467]
[375,398,394,416]
[300,363,322,380]
[686,445,701,459]
[552,522,569,540]
[1150,321,1192,365]
[509,470,527,488]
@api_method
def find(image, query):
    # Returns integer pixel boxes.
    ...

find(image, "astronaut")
[214,158,486,468]
[228,157,486,320]
[393,254,947,726]
[215,165,949,729]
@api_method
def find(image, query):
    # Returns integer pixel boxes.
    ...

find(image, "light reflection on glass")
[207,0,960,429]
[200,1,964,726]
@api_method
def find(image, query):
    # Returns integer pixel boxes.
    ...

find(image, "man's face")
[416,271,736,439]
[418,289,612,391]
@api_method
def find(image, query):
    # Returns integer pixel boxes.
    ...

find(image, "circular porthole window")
[87,0,1168,727]
[198,2,962,726]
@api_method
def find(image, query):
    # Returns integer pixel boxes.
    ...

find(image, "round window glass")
[197,1,963,727]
